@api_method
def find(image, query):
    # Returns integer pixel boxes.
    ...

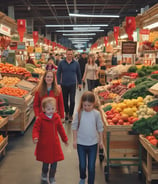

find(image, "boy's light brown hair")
[41,97,56,112]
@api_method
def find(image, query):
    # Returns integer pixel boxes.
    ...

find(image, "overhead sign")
[122,41,137,54]
[0,24,11,36]
[10,42,18,50]
[17,42,25,50]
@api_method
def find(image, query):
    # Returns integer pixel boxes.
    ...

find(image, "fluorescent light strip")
[68,38,93,40]
[56,30,104,32]
[45,24,108,27]
[63,33,96,36]
[69,13,120,18]
[144,22,158,29]
[73,27,101,30]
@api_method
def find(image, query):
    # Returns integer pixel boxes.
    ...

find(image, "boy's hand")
[33,138,38,144]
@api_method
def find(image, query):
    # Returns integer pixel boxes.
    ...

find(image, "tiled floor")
[0,87,157,184]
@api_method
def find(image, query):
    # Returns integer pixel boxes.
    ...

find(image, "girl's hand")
[99,141,103,149]
[33,138,38,144]
[73,141,77,149]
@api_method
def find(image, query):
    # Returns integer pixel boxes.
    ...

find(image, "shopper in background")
[46,58,58,71]
[32,97,68,184]
[55,53,61,66]
[33,70,65,120]
[57,48,82,122]
[72,91,104,184]
[82,54,98,91]
[78,52,87,88]
[98,56,107,85]
[26,55,36,66]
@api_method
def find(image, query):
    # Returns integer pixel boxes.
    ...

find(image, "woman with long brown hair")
[33,70,64,120]
[82,54,98,91]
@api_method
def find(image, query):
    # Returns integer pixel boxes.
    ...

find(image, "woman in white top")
[82,54,98,91]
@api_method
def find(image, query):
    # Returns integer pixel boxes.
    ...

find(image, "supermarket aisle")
[0,87,147,184]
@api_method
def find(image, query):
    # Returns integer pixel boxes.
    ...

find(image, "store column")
[8,6,15,19]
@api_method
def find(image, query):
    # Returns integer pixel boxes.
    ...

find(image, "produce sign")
[122,41,137,54]
[0,87,28,97]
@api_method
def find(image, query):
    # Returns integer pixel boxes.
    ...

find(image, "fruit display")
[0,76,20,86]
[106,64,131,76]
[0,106,16,115]
[145,130,158,147]
[0,87,28,97]
[0,63,31,78]
[27,77,40,83]
[26,63,45,75]
[98,91,118,100]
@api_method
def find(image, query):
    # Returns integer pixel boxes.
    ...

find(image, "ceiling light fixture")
[56,30,104,32]
[143,22,158,29]
[68,38,93,40]
[73,27,101,30]
[69,13,120,18]
[63,33,96,36]
[45,24,108,27]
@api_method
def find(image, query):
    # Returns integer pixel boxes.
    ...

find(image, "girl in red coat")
[33,70,65,120]
[32,97,68,184]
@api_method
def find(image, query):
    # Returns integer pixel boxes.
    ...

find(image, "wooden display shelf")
[0,117,8,129]
[7,108,20,121]
[102,112,141,181]
[0,136,8,156]
[139,135,158,184]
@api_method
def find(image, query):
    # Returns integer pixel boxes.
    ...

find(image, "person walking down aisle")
[33,70,65,120]
[78,52,87,88]
[57,48,82,122]
[82,54,98,91]
[32,97,68,184]
[72,91,104,184]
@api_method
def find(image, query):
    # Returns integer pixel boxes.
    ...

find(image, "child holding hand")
[32,97,68,184]
[72,91,104,184]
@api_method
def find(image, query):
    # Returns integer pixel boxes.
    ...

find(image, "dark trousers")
[42,162,57,179]
[77,144,98,184]
[61,84,76,117]
[87,79,97,91]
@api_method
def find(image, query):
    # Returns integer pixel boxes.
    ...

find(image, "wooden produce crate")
[102,112,141,181]
[139,135,158,184]
[0,136,8,156]
[0,117,8,129]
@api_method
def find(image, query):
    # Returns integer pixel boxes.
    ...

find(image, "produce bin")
[102,113,142,181]
[139,135,158,184]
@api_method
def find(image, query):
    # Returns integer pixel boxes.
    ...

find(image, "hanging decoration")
[114,27,119,45]
[104,36,108,47]
[17,19,26,42]
[52,42,56,51]
[125,17,136,41]
[33,31,38,46]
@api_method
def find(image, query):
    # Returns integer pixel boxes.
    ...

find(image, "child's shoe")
[79,179,85,184]
[49,177,56,184]
[41,173,48,184]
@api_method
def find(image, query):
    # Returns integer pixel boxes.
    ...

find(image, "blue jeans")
[61,84,76,117]
[77,144,98,184]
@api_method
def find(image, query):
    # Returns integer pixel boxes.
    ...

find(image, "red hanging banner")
[125,17,136,41]
[52,42,56,51]
[114,27,119,45]
[17,19,26,42]
[104,36,108,47]
[33,31,38,46]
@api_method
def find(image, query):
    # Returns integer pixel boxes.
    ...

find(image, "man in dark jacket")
[57,49,82,122]
[78,52,87,88]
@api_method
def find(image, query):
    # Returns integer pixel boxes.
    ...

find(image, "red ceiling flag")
[17,19,26,42]
[33,31,38,45]
[104,36,108,47]
[33,31,38,46]
[52,42,56,51]
[125,17,136,41]
[114,27,119,45]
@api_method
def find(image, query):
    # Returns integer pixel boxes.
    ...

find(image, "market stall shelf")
[139,135,158,184]
[102,113,142,181]
[0,117,8,157]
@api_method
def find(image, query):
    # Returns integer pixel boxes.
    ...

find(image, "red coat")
[33,90,65,119]
[32,112,68,163]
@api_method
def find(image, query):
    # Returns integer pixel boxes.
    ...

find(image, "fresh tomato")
[146,135,155,141]
[149,138,158,146]
[153,130,158,136]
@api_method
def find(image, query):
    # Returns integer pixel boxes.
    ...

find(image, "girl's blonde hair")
[37,70,60,97]
[42,97,56,111]
[87,54,95,65]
